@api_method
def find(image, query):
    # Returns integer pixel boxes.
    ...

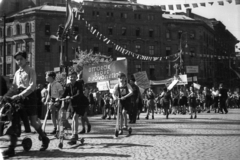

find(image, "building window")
[16,43,22,52]
[45,24,50,36]
[136,64,141,72]
[106,12,114,17]
[108,27,113,35]
[92,11,95,16]
[136,27,140,37]
[73,25,79,35]
[178,30,183,39]
[148,15,154,20]
[26,42,31,53]
[149,29,154,38]
[16,24,21,35]
[134,13,141,19]
[135,45,140,53]
[0,45,2,56]
[93,44,99,53]
[7,44,11,56]
[149,65,155,76]
[121,27,126,36]
[190,47,195,56]
[107,44,113,56]
[149,45,154,56]
[190,32,195,39]
[6,64,12,75]
[166,47,171,56]
[45,42,50,52]
[166,30,170,39]
[25,23,31,34]
[0,28,2,38]
[121,13,127,19]
[7,26,12,36]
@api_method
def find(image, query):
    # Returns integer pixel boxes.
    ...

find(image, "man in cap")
[1,51,50,158]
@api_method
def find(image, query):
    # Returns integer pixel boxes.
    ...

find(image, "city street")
[1,109,240,160]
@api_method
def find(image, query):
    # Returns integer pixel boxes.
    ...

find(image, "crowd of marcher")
[0,50,240,158]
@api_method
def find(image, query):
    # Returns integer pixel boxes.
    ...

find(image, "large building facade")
[0,0,239,86]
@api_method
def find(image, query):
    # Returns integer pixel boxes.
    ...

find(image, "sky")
[74,0,240,47]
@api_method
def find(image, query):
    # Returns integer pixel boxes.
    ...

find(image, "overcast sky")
[73,0,240,47]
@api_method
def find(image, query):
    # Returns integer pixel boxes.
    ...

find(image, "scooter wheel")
[128,127,132,135]
[58,142,63,149]
[80,138,84,144]
[22,137,32,151]
[115,129,119,137]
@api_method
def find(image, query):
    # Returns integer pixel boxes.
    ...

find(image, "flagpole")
[3,13,6,76]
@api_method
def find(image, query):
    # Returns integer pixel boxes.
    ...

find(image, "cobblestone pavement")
[1,109,240,160]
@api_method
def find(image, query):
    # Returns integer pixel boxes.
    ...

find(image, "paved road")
[1,109,240,160]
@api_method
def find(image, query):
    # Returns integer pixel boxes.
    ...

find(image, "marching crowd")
[0,50,240,158]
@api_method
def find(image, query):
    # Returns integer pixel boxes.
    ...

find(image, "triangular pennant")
[192,3,198,8]
[218,1,224,5]
[168,5,174,10]
[236,0,240,4]
[176,4,182,10]
[200,3,206,6]
[226,0,232,3]
[209,2,214,5]
[160,5,166,10]
[184,4,190,7]
[106,40,110,44]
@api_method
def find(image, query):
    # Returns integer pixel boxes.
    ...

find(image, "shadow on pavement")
[69,142,152,149]
[16,149,131,158]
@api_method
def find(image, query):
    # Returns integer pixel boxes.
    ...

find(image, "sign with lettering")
[133,71,150,89]
[83,59,127,83]
[6,56,12,64]
[186,66,199,73]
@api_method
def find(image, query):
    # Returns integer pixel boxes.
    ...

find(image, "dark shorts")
[72,106,86,117]
[120,99,131,112]
[179,96,188,106]
[21,92,38,116]
[173,98,178,106]
[189,97,197,108]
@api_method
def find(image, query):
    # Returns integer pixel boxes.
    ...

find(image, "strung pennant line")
[72,10,238,61]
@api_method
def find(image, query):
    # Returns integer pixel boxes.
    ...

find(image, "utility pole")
[3,14,6,76]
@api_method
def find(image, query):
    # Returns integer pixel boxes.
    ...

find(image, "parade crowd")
[0,50,240,158]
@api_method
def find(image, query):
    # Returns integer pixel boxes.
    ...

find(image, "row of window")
[92,11,155,21]
[0,42,32,56]
[86,25,155,37]
[92,44,156,56]
[0,23,31,37]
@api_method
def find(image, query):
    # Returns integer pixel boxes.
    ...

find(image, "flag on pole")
[63,0,74,36]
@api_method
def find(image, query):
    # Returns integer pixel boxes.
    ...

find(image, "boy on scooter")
[60,71,88,145]
[112,72,133,134]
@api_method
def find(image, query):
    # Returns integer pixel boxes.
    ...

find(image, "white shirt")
[47,81,63,98]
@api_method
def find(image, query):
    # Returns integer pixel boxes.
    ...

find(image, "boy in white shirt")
[44,71,64,135]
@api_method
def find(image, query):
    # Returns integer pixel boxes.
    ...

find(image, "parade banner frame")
[83,59,127,83]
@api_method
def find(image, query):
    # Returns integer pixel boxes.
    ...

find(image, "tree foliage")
[69,49,113,73]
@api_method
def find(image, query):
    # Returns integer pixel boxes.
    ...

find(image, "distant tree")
[69,48,113,73]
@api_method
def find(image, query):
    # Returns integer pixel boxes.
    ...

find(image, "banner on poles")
[133,71,150,89]
[83,59,127,83]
